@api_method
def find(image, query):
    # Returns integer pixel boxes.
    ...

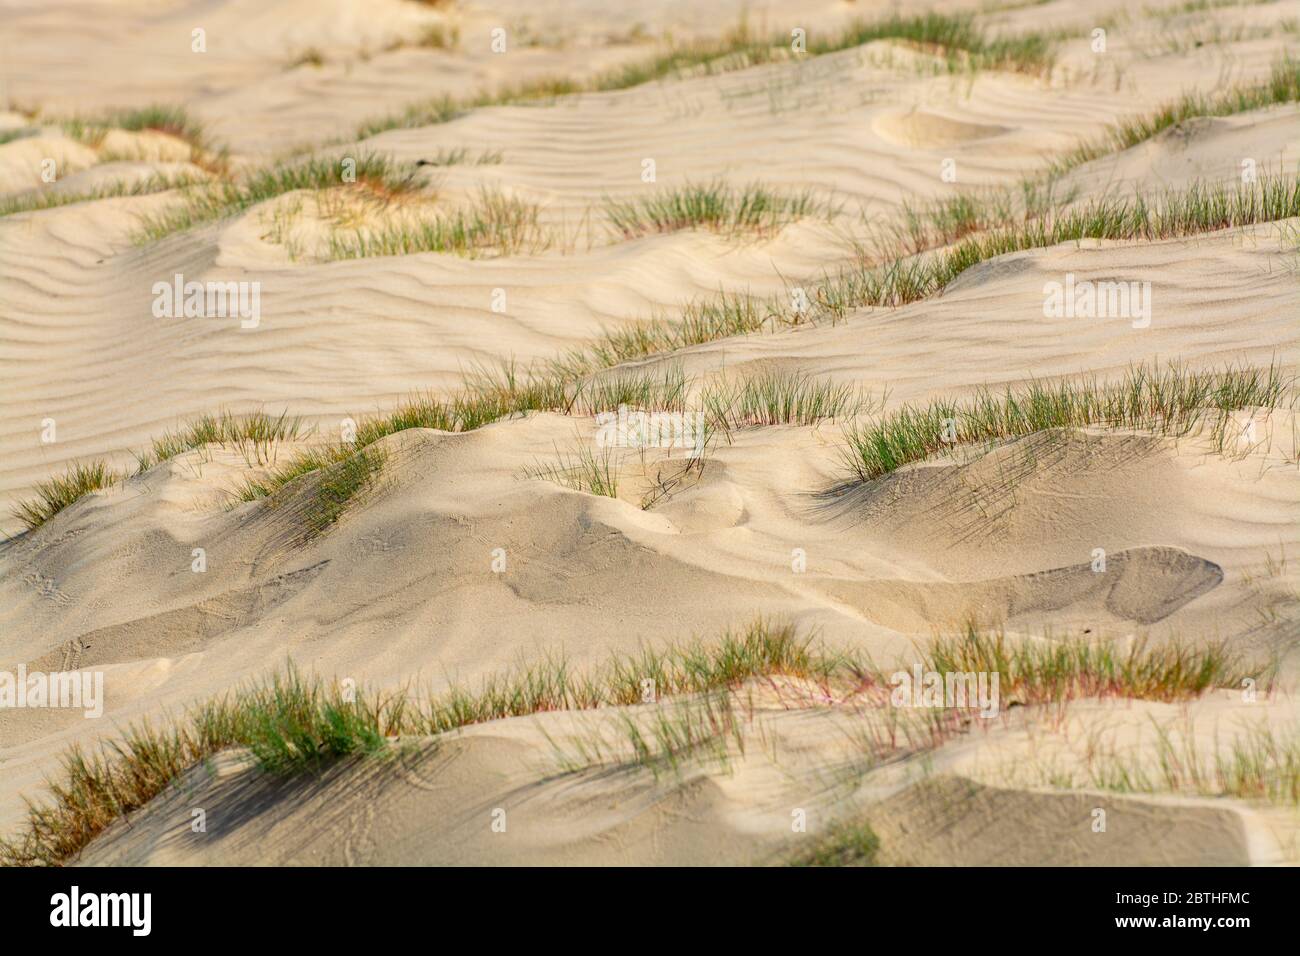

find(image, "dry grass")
[325,189,546,260]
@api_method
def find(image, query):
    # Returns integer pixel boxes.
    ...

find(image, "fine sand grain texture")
[1,0,1298,867]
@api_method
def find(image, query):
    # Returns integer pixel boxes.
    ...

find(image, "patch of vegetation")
[286,47,326,69]
[49,104,227,175]
[604,181,827,239]
[521,445,622,498]
[133,410,304,473]
[0,128,36,146]
[11,462,122,531]
[232,440,387,539]
[549,691,746,778]
[0,620,831,864]
[565,291,774,374]
[703,367,864,430]
[134,152,419,243]
[232,366,570,505]
[570,362,690,416]
[1055,719,1300,806]
[820,11,1054,73]
[238,360,682,504]
[324,188,546,260]
[882,177,1074,258]
[59,104,206,149]
[839,362,1293,482]
[357,12,1057,138]
[818,176,1300,319]
[418,23,460,50]
[0,618,1275,865]
[1060,56,1300,170]
[928,626,1267,705]
[233,446,351,503]
[787,818,881,866]
[304,445,387,538]
[518,366,861,499]
[0,171,205,219]
[417,147,503,166]
[14,412,304,532]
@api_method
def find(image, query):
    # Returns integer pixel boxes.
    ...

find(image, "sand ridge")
[1,0,1298,865]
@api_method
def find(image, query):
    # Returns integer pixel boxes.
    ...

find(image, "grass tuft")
[1056,719,1300,807]
[11,462,121,532]
[605,181,826,239]
[416,147,502,166]
[324,188,545,260]
[304,445,387,538]
[60,104,206,148]
[134,410,304,473]
[234,443,386,539]
[1060,56,1300,170]
[522,445,622,498]
[560,291,776,374]
[840,362,1292,482]
[134,153,419,242]
[703,368,863,429]
[0,171,206,219]
[787,817,881,866]
[927,626,1265,706]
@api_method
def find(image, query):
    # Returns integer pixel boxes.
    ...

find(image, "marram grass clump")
[839,362,1293,482]
[325,189,546,260]
[11,462,122,531]
[133,409,304,472]
[1059,56,1300,171]
[13,412,304,532]
[604,182,829,239]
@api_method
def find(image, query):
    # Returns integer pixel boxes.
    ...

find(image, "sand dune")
[74,689,1292,866]
[4,21,1297,522]
[1,0,1298,867]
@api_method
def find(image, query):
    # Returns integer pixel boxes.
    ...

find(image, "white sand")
[1,0,1297,864]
